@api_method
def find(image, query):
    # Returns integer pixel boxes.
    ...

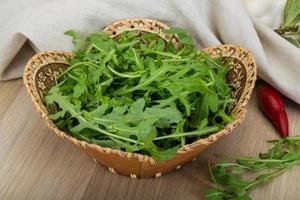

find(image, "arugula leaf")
[73,83,86,98]
[49,110,66,120]
[65,30,85,52]
[146,144,179,161]
[163,27,194,46]
[283,36,300,47]
[88,32,116,51]
[46,28,235,160]
[205,136,300,199]
[208,94,219,112]
[275,0,300,47]
[283,0,300,26]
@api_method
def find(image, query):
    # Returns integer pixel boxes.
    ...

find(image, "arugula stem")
[181,136,186,147]
[244,164,294,191]
[194,51,225,69]
[208,71,216,83]
[91,126,144,145]
[73,133,98,144]
[284,136,300,141]
[237,157,299,163]
[103,49,115,64]
[132,48,144,69]
[208,162,218,185]
[145,49,182,58]
[110,137,143,151]
[67,73,81,83]
[115,67,170,95]
[162,58,189,62]
[58,62,99,79]
[153,126,219,141]
[216,110,234,123]
[107,65,143,78]
[214,162,254,170]
[85,43,94,55]
[204,191,227,198]
[92,44,105,52]
[206,82,214,87]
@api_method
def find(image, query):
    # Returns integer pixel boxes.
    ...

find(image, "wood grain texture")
[0,80,300,200]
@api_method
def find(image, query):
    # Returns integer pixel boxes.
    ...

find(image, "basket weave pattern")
[24,19,257,178]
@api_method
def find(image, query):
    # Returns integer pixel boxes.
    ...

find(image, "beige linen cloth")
[0,0,299,103]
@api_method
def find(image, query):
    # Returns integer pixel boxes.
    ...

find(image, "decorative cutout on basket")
[24,18,257,178]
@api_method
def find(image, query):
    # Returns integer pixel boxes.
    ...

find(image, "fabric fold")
[0,0,299,103]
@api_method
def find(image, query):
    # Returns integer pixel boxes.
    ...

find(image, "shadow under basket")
[23,19,257,178]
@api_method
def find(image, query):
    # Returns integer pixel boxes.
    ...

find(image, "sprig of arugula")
[45,28,235,160]
[205,136,300,200]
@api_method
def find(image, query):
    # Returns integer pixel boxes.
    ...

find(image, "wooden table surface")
[0,79,300,200]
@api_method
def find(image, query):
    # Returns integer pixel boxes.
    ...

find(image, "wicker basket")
[23,19,257,178]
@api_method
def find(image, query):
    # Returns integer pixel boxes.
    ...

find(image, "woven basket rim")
[23,19,257,164]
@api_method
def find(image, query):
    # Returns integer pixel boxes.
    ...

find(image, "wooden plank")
[0,83,96,200]
[0,80,300,200]
[0,79,23,120]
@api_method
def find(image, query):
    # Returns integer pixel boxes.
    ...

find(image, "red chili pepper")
[257,83,289,138]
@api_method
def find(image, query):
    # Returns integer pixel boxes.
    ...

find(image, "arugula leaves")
[283,0,300,27]
[275,0,300,47]
[205,136,300,200]
[45,28,235,160]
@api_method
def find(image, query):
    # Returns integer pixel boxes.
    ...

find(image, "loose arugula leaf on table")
[205,136,300,200]
[45,28,235,160]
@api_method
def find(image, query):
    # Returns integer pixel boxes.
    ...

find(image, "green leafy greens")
[205,136,300,200]
[275,0,300,47]
[45,28,235,160]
